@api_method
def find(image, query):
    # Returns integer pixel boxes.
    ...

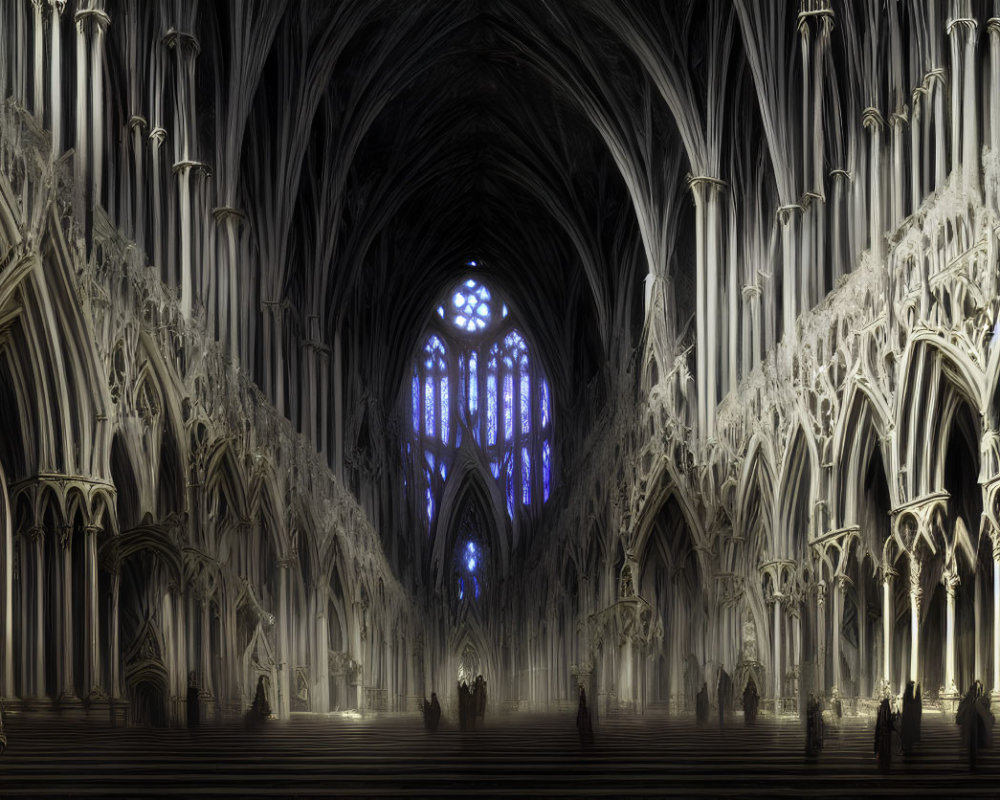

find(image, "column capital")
[74,8,110,33]
[58,523,72,550]
[943,569,961,597]
[987,18,1000,36]
[49,0,67,14]
[28,525,45,544]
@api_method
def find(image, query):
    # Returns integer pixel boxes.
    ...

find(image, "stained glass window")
[409,276,554,531]
[503,373,513,441]
[412,374,419,432]
[487,372,497,446]
[542,439,551,501]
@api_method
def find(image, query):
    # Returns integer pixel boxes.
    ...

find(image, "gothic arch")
[430,458,508,592]
[832,377,893,528]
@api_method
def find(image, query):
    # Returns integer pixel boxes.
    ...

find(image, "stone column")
[993,533,1000,699]
[32,526,46,699]
[109,563,121,701]
[862,108,885,261]
[881,567,896,691]
[277,558,291,720]
[1,493,12,700]
[944,568,959,696]
[58,524,77,704]
[909,554,922,684]
[816,581,827,694]
[88,9,108,211]
[831,574,845,693]
[84,524,103,700]
[49,0,65,156]
[314,586,329,713]
[772,594,783,707]
[32,0,45,121]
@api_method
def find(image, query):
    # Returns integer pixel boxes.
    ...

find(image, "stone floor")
[0,710,996,798]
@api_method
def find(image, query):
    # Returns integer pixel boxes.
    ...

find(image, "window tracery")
[408,276,553,528]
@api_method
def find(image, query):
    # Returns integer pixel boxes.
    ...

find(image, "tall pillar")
[993,534,1000,698]
[881,567,896,692]
[831,575,844,692]
[862,108,885,261]
[816,581,826,693]
[32,526,46,699]
[32,0,45,121]
[58,524,77,703]
[944,568,959,696]
[89,9,108,211]
[200,597,213,700]
[109,563,121,701]
[277,559,291,720]
[1,487,11,700]
[84,524,103,700]
[909,554,922,684]
[772,594,783,707]
[49,0,64,157]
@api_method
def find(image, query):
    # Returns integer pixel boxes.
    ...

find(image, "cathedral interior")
[2,0,1000,796]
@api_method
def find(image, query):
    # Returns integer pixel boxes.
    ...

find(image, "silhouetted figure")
[473,675,486,727]
[717,669,733,727]
[900,681,920,757]
[0,699,7,755]
[874,697,894,770]
[576,686,594,747]
[423,692,441,731]
[187,672,200,729]
[695,682,709,726]
[805,694,824,758]
[245,675,272,728]
[458,682,470,730]
[742,678,759,726]
[830,687,843,721]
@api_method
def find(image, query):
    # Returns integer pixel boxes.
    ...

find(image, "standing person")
[695,682,709,726]
[900,681,917,757]
[742,678,759,726]
[875,697,894,770]
[187,672,201,729]
[805,695,824,758]
[576,686,594,747]
[717,669,733,728]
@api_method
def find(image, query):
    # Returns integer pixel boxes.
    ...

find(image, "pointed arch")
[832,378,893,528]
[775,424,819,559]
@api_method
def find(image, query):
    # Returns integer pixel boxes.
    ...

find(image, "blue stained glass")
[426,486,434,522]
[504,374,514,441]
[424,377,435,436]
[474,576,480,599]
[453,292,464,307]
[426,451,434,470]
[502,304,508,318]
[505,459,514,518]
[490,460,500,479]
[440,462,447,481]
[412,373,419,432]
[469,352,478,414]
[542,439,551,501]
[520,373,530,435]
[487,373,497,445]
[437,306,445,318]
[522,446,531,504]
[458,577,464,600]
[440,376,449,444]
[465,542,477,572]
[541,379,550,427]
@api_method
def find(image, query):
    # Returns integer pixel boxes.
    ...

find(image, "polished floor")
[0,709,996,798]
